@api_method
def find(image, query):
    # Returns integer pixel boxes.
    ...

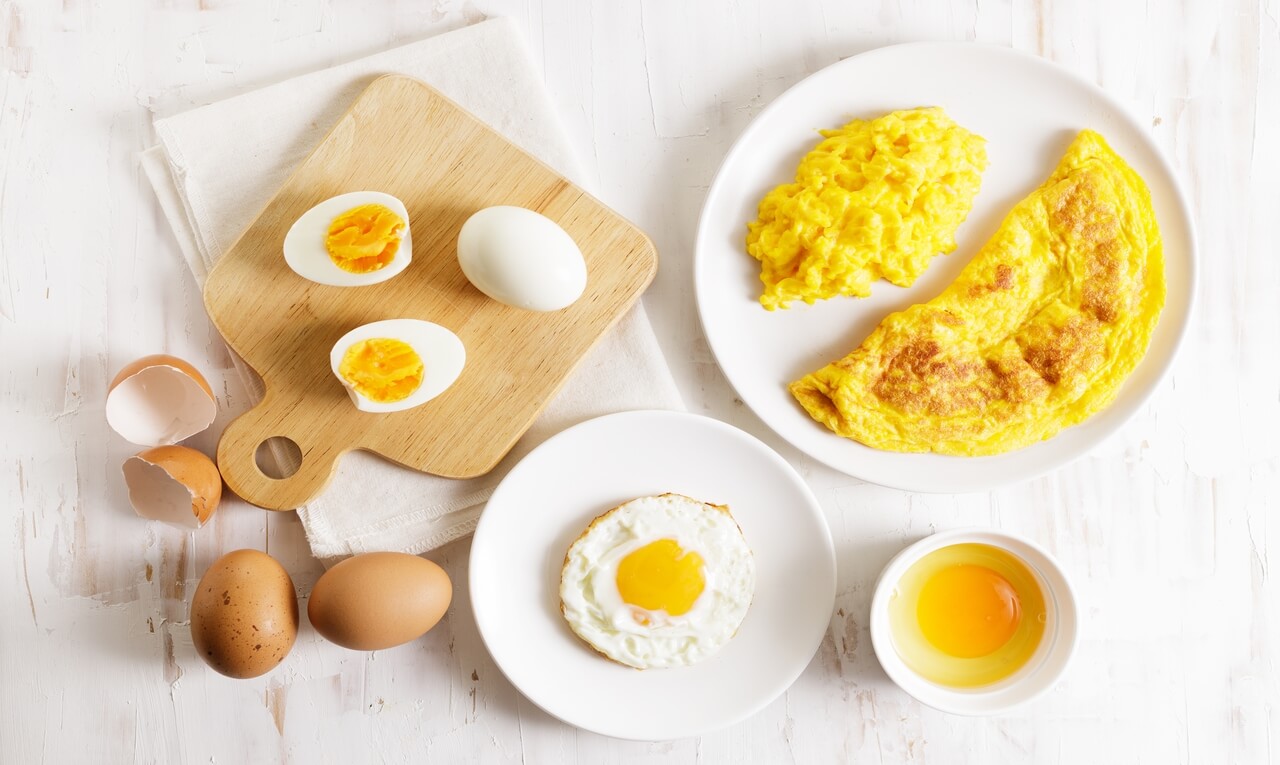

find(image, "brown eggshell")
[106,354,217,446]
[190,550,299,679]
[122,445,222,528]
[307,552,452,651]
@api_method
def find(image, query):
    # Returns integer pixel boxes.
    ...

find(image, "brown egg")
[190,550,299,678]
[307,552,452,651]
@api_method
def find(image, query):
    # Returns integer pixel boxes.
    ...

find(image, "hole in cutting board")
[255,437,303,480]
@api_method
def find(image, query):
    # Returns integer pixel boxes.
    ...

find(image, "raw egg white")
[560,494,755,670]
[888,543,1046,687]
[329,319,465,413]
[457,206,587,311]
[284,191,412,287]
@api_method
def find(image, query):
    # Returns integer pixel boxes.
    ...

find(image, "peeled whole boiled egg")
[284,191,412,287]
[329,319,465,413]
[122,445,222,528]
[457,206,587,311]
[106,354,218,446]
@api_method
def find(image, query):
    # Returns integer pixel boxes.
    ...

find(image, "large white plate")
[469,411,836,741]
[694,43,1196,492]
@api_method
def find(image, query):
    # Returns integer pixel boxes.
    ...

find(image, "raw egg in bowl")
[869,528,1079,715]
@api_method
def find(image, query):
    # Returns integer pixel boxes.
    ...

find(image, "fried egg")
[329,319,464,413]
[746,107,987,309]
[559,494,755,670]
[790,130,1166,455]
[284,191,412,287]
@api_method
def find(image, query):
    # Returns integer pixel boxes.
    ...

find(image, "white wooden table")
[3,1,1273,762]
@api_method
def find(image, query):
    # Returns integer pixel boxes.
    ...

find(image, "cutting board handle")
[216,398,341,511]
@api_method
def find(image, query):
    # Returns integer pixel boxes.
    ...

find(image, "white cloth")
[141,18,683,558]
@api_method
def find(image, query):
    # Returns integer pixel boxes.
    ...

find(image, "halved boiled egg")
[122,445,222,528]
[329,319,465,413]
[284,191,412,287]
[106,354,218,446]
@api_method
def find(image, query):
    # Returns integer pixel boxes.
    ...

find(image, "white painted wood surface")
[2,0,1274,762]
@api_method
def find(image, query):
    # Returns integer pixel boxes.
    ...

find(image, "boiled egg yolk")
[616,539,705,623]
[338,338,424,403]
[917,564,1021,658]
[326,204,405,273]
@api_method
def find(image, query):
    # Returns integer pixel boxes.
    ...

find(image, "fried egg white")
[559,494,755,670]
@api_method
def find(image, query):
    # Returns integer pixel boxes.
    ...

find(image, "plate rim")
[467,409,837,741]
[693,41,1199,492]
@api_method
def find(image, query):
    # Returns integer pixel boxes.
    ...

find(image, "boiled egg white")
[457,206,587,311]
[284,191,412,287]
[559,494,755,669]
[329,319,465,413]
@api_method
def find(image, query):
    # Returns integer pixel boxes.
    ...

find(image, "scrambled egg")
[746,108,987,310]
[789,130,1165,455]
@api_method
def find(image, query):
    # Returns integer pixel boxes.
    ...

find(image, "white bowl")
[869,528,1080,715]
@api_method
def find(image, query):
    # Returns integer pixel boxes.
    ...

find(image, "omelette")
[790,130,1165,455]
[746,107,987,310]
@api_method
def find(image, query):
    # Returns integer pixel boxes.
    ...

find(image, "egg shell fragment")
[457,206,588,312]
[106,354,217,446]
[307,552,452,651]
[122,445,222,529]
[329,319,466,413]
[283,191,413,287]
[190,550,299,679]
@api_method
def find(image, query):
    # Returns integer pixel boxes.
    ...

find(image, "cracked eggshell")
[106,354,217,446]
[122,445,222,529]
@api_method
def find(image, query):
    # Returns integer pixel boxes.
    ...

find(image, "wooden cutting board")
[204,75,657,511]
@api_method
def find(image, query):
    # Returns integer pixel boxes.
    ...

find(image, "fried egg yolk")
[615,539,705,623]
[338,338,424,403]
[917,564,1021,658]
[325,204,405,273]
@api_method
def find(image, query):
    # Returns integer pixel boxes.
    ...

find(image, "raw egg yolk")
[616,539,705,618]
[326,204,405,273]
[917,564,1021,658]
[338,338,424,403]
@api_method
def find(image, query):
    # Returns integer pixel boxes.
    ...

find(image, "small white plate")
[695,43,1197,492]
[469,410,836,741]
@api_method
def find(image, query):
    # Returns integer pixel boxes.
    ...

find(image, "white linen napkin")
[141,18,683,558]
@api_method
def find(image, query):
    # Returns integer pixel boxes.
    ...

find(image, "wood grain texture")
[206,75,657,510]
[1,0,1275,763]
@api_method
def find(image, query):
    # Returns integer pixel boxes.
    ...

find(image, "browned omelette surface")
[790,130,1166,455]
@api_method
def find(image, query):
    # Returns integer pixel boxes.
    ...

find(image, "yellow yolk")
[338,338,424,403]
[917,564,1021,658]
[616,539,705,619]
[888,543,1046,687]
[325,204,405,273]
